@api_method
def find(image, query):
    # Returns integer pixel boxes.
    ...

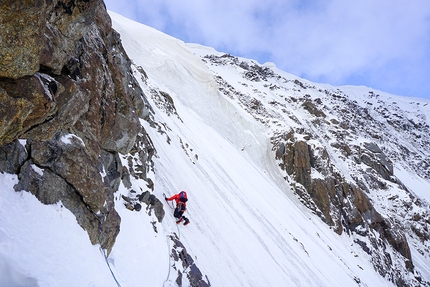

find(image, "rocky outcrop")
[274,134,415,285]
[359,142,394,180]
[169,234,211,287]
[0,0,158,254]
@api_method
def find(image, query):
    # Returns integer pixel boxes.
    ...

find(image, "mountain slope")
[108,12,392,287]
[0,7,429,287]
[109,11,430,286]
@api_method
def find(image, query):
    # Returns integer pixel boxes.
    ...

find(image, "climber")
[165,191,190,226]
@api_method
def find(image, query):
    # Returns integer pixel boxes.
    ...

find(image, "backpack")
[179,191,188,203]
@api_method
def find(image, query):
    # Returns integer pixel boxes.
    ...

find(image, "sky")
[104,0,430,100]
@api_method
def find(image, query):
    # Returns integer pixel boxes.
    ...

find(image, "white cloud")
[105,0,430,99]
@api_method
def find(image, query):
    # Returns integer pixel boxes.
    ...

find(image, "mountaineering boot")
[183,218,190,226]
[176,218,183,224]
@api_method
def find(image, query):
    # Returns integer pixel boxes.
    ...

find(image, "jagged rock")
[0,88,33,145]
[29,133,107,212]
[309,178,334,226]
[274,133,416,280]
[0,140,27,174]
[42,1,107,75]
[22,74,86,141]
[66,24,140,156]
[0,0,108,78]
[385,229,413,270]
[275,142,286,159]
[126,126,157,183]
[330,142,352,156]
[360,142,393,180]
[15,160,67,205]
[104,27,148,151]
[286,140,312,190]
[364,142,382,153]
[138,191,165,222]
[0,0,144,154]
[169,234,211,287]
[0,75,57,146]
[350,185,384,227]
[98,150,122,192]
[302,99,326,118]
[121,166,133,189]
[294,79,308,89]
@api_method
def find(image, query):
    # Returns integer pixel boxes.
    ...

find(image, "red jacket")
[167,193,187,208]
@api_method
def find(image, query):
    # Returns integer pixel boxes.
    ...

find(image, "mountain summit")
[0,3,429,286]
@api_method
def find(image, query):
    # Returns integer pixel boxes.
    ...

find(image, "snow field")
[109,11,393,286]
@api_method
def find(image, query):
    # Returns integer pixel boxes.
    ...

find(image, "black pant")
[174,207,187,220]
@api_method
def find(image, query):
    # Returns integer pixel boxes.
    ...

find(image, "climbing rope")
[162,193,182,286]
[95,212,122,287]
[99,246,121,287]
[164,234,174,287]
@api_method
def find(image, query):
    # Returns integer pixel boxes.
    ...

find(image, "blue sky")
[105,0,430,100]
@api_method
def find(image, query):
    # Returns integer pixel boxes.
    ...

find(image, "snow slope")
[110,11,393,286]
[2,10,429,287]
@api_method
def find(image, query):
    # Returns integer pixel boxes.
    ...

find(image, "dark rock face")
[0,140,27,174]
[0,0,157,254]
[274,134,415,284]
[169,234,211,287]
[0,75,55,144]
[360,142,394,180]
[138,191,165,222]
[29,134,107,211]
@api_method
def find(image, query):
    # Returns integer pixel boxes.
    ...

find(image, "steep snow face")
[110,11,430,286]
[109,11,400,287]
[1,10,429,287]
[184,41,430,284]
